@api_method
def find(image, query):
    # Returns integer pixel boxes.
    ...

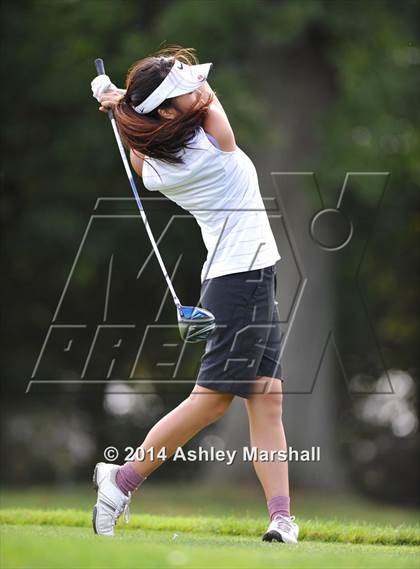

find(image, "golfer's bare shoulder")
[130,149,145,177]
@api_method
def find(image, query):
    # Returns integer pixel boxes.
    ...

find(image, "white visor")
[133,59,212,114]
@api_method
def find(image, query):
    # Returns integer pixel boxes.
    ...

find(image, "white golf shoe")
[262,515,299,544]
[92,462,131,536]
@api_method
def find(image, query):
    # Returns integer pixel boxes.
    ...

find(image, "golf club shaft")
[94,58,182,312]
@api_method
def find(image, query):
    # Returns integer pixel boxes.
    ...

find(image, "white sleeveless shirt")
[142,127,280,284]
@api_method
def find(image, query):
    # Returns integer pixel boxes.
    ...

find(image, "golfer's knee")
[250,390,283,422]
[211,395,233,422]
[263,391,283,421]
[186,391,233,425]
[251,377,283,420]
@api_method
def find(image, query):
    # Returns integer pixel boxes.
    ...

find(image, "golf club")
[94,58,216,343]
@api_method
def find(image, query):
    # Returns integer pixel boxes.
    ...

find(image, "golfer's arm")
[202,82,236,152]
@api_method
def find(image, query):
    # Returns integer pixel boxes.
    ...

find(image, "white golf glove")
[91,74,124,101]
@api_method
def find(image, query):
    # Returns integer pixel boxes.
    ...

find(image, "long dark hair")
[114,46,213,164]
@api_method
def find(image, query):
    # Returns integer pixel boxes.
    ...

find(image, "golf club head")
[177,306,216,343]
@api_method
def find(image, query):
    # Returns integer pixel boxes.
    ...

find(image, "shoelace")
[113,492,131,525]
[273,515,296,532]
[123,501,130,524]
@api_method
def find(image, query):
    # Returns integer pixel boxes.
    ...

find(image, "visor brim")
[166,62,213,99]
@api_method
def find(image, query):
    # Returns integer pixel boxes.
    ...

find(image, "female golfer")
[91,47,298,544]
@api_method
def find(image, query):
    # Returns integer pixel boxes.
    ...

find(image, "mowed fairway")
[1,510,419,569]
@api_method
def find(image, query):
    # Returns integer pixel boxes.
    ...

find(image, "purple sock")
[267,495,290,520]
[115,463,146,496]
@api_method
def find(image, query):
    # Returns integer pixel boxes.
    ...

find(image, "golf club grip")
[95,58,106,76]
[94,58,113,120]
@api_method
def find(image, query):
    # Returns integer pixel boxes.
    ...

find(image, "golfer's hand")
[98,88,126,113]
[91,74,126,112]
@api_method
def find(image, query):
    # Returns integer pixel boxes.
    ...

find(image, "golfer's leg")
[131,385,234,477]
[245,377,289,499]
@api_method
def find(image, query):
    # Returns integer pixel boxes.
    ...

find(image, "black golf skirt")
[196,264,283,399]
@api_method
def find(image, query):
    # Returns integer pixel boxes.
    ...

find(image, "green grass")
[2,524,420,569]
[1,487,419,568]
[2,483,419,525]
[1,508,419,546]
